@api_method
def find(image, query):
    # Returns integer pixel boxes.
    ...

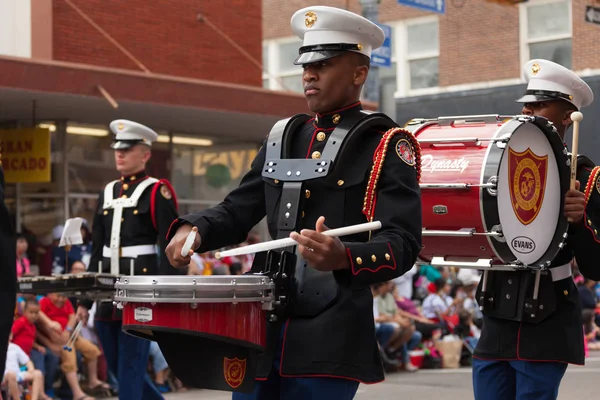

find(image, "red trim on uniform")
[315,101,361,118]
[255,377,268,381]
[277,318,383,384]
[582,211,600,243]
[305,129,318,159]
[150,179,178,230]
[118,175,149,197]
[472,321,584,366]
[584,166,600,205]
[166,218,180,240]
[346,243,396,276]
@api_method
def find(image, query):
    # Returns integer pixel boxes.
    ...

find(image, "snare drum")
[17,273,117,300]
[407,114,570,268]
[114,275,274,393]
[114,275,274,347]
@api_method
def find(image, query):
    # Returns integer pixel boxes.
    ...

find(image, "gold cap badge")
[305,11,317,28]
[531,63,540,75]
[117,123,124,130]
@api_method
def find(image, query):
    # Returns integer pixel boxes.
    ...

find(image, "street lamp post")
[359,0,380,106]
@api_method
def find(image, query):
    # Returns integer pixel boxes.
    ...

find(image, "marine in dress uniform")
[80,120,179,400]
[0,142,17,373]
[164,6,422,400]
[472,59,600,400]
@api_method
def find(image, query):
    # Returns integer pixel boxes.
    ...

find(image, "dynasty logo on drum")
[508,147,548,225]
[223,357,246,389]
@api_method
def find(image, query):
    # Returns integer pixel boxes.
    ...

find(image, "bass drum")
[405,114,570,268]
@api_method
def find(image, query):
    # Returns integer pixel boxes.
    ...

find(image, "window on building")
[262,38,304,94]
[520,0,572,69]
[385,17,439,98]
[405,20,439,91]
[262,44,269,89]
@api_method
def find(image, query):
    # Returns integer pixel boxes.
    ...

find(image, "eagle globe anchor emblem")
[508,147,548,226]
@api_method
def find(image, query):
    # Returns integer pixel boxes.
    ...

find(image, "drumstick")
[569,111,583,190]
[568,112,583,223]
[215,221,383,259]
[181,228,198,257]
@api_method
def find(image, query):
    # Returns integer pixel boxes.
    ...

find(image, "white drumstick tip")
[181,229,197,257]
[571,111,583,122]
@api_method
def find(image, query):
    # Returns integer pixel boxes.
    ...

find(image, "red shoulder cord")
[362,128,422,222]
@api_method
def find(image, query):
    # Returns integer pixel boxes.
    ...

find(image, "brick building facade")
[51,0,262,86]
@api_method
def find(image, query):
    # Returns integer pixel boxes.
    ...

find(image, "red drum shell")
[414,120,503,262]
[121,302,267,349]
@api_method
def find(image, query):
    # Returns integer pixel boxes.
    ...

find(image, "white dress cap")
[516,59,594,110]
[290,6,385,65]
[109,119,158,149]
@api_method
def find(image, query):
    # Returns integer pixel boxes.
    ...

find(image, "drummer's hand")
[165,224,201,268]
[290,216,350,271]
[565,180,585,224]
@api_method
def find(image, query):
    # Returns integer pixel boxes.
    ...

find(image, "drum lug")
[494,135,510,149]
[490,225,505,242]
[486,176,498,196]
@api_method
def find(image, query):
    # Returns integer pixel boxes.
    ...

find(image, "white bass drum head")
[497,122,561,266]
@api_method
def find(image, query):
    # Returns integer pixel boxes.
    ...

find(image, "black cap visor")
[293,50,345,65]
[111,139,144,150]
[515,89,575,107]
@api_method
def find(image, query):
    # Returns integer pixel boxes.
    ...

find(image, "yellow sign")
[0,128,51,183]
[193,149,258,180]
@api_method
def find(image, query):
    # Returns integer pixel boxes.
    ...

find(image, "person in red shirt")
[11,299,40,355]
[40,293,105,400]
[14,298,60,398]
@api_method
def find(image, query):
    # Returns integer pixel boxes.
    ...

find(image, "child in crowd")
[2,333,49,400]
[13,299,61,398]
[16,234,31,277]
[40,293,104,400]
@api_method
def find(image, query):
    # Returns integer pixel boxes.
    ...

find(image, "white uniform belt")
[102,245,156,259]
[550,263,572,282]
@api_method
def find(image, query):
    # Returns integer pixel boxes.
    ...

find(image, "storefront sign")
[193,149,258,180]
[0,128,51,183]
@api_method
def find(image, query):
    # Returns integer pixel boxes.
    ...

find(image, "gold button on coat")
[122,184,129,190]
[305,190,311,199]
[143,268,147,273]
[385,253,391,261]
[103,210,108,215]
[337,180,344,186]
[371,255,377,262]
[332,114,341,124]
[133,210,139,215]
[356,257,363,265]
[316,132,326,142]
[311,151,321,159]
[121,194,128,199]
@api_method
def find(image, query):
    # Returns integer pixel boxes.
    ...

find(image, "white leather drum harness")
[102,178,158,275]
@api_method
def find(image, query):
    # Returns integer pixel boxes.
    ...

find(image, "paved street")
[127,355,600,400]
